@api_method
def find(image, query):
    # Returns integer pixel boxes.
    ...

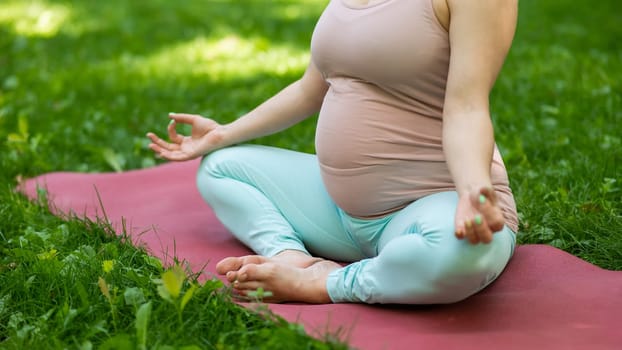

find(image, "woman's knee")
[196,147,241,202]
[376,231,513,303]
[434,235,513,302]
[197,146,247,179]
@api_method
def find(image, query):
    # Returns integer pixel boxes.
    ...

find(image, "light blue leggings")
[197,145,516,304]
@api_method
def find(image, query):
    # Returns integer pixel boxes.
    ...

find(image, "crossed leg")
[198,145,515,304]
[213,192,515,305]
[197,145,363,303]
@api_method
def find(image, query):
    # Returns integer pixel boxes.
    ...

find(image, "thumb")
[470,187,496,207]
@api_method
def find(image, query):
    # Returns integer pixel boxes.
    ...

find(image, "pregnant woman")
[147,0,519,304]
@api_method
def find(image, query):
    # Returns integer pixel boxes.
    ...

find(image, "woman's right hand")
[146,113,225,161]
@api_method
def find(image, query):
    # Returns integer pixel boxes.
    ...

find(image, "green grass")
[1,191,347,349]
[494,0,622,267]
[0,0,620,348]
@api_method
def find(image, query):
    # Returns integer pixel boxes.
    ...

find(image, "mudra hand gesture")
[454,187,506,245]
[147,113,223,161]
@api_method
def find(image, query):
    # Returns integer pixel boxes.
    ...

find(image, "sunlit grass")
[0,0,71,37]
[0,1,323,176]
[491,0,622,267]
[123,34,310,81]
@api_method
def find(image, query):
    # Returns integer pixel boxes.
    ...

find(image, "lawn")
[1,0,620,348]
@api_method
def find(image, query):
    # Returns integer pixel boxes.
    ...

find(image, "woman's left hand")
[454,187,506,244]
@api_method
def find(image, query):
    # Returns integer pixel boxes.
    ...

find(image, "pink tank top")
[311,0,519,232]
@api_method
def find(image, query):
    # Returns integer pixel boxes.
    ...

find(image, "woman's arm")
[443,0,517,243]
[147,60,328,160]
[217,60,328,146]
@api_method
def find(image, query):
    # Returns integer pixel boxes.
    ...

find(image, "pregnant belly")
[314,84,450,215]
[318,160,455,217]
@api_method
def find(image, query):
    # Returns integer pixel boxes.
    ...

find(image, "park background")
[0,0,620,348]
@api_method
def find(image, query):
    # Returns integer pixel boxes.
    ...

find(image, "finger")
[471,188,505,232]
[146,132,163,144]
[167,120,184,144]
[470,187,494,209]
[455,223,466,239]
[480,187,497,203]
[472,214,493,244]
[147,134,168,149]
[464,218,479,244]
[148,143,179,160]
[146,146,184,162]
[169,112,201,124]
[156,150,194,162]
[148,143,164,156]
[147,141,176,157]
[147,132,178,151]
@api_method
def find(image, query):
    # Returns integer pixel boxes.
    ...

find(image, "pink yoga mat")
[19,160,622,350]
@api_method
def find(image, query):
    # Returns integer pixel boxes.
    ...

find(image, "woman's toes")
[230,264,279,297]
[225,271,238,283]
[232,280,262,292]
[241,255,270,265]
[238,263,275,283]
[216,257,242,275]
[216,255,268,275]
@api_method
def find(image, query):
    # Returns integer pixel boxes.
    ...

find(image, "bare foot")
[215,250,341,303]
[216,250,322,281]
[231,259,342,303]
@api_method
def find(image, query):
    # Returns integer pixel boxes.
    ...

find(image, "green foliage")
[0,0,323,177]
[0,191,347,349]
[492,0,622,267]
